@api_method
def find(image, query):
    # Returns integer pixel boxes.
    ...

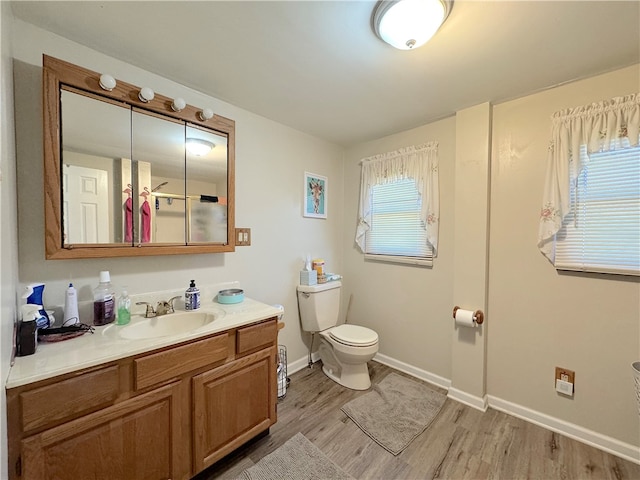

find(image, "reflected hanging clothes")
[141,200,151,243]
[124,197,133,242]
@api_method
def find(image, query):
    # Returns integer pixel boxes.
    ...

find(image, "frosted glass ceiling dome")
[374,0,453,50]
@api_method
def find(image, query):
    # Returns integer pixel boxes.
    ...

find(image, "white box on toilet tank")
[297,281,341,332]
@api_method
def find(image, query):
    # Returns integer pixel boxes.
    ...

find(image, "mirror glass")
[186,125,228,243]
[61,89,132,245]
[59,91,230,248]
[132,109,186,244]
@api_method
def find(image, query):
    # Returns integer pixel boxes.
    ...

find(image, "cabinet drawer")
[135,333,229,390]
[236,320,277,356]
[20,365,119,432]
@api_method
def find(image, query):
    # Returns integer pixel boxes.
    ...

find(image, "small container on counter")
[217,289,244,304]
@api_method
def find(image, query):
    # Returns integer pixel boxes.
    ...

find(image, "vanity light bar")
[74,62,219,125]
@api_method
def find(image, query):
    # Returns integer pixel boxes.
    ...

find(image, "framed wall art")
[304,172,327,219]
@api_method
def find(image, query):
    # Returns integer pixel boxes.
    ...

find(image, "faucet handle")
[135,301,156,318]
[167,296,181,313]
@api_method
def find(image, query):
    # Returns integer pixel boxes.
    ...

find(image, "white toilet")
[297,281,378,390]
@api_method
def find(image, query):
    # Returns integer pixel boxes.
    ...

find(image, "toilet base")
[321,361,371,391]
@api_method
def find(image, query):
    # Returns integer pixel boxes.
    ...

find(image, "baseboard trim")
[448,387,488,412]
[288,352,320,376]
[372,353,451,390]
[487,395,640,465]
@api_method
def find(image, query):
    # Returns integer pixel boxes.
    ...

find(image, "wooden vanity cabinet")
[193,343,277,471]
[7,318,278,480]
[21,382,184,480]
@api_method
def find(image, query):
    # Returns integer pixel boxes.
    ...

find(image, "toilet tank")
[297,281,341,332]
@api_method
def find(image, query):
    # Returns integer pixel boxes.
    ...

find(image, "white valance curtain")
[355,142,439,255]
[537,93,640,260]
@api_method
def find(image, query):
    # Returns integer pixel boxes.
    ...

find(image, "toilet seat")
[328,324,378,347]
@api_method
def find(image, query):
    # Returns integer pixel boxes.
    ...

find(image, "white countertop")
[6,297,283,389]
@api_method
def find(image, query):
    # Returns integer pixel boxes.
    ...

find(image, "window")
[364,178,432,265]
[355,142,439,266]
[554,141,640,275]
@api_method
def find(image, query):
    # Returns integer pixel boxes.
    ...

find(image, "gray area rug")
[341,372,446,455]
[236,432,354,480]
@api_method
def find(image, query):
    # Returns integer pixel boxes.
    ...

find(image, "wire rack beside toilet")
[277,345,289,400]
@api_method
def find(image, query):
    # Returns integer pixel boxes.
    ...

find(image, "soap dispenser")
[17,304,39,356]
[185,280,200,311]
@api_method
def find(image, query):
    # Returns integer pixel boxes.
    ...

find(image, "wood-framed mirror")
[43,55,235,259]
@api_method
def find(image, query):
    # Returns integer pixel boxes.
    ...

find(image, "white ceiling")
[10,1,640,147]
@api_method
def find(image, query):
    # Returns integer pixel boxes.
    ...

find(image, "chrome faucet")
[136,296,181,318]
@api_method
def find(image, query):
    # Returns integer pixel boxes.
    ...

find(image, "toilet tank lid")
[297,281,341,293]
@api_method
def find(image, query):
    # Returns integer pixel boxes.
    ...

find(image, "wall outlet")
[555,379,574,396]
[235,228,251,246]
[555,367,575,396]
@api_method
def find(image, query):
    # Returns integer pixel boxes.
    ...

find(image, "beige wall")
[343,66,640,452]
[6,19,344,391]
[343,117,456,381]
[0,3,19,479]
[488,65,640,446]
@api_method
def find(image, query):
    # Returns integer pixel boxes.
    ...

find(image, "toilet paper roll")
[455,308,477,327]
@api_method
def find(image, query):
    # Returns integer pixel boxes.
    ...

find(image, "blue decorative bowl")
[217,289,244,304]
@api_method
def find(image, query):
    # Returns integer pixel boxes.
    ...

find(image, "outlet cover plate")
[555,379,574,396]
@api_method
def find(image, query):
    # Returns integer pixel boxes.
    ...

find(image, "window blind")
[365,178,432,265]
[554,143,640,276]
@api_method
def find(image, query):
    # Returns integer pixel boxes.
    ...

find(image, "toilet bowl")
[297,281,379,390]
[318,324,378,390]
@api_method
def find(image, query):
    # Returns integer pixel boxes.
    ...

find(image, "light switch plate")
[235,228,251,246]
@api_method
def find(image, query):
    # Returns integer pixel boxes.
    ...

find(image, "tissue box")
[300,270,318,286]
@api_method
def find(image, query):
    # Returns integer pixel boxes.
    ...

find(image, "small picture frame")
[303,172,327,219]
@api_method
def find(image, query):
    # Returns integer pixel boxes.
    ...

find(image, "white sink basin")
[111,310,224,340]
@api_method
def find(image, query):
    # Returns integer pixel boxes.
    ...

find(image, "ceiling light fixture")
[373,0,453,50]
[186,138,215,156]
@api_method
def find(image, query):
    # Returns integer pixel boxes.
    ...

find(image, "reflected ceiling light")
[99,73,116,91]
[138,86,155,103]
[186,138,215,156]
[171,97,186,112]
[198,107,214,121]
[373,0,453,50]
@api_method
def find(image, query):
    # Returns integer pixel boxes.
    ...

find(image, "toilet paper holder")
[452,306,484,325]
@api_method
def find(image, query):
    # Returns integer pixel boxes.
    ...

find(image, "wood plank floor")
[195,361,640,480]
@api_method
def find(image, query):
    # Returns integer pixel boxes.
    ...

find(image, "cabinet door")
[193,346,277,472]
[21,382,185,480]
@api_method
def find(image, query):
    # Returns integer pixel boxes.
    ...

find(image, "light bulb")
[99,74,116,91]
[171,97,186,112]
[198,108,214,121]
[138,87,155,103]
